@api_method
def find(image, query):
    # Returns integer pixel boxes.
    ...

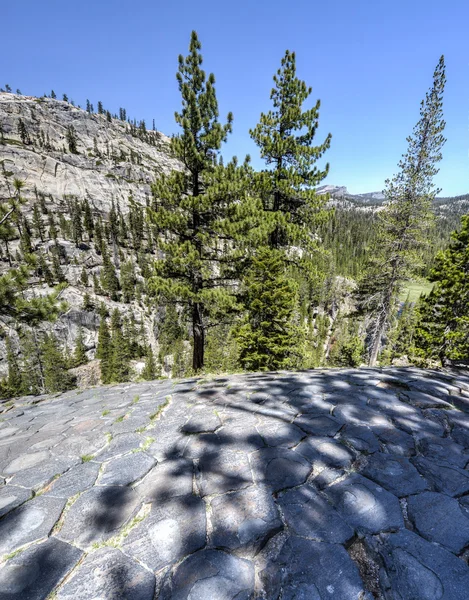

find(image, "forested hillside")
[0,35,467,399]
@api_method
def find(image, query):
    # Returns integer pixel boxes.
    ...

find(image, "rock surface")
[1,367,469,598]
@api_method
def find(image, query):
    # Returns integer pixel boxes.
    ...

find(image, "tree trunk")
[369,316,386,367]
[192,302,204,371]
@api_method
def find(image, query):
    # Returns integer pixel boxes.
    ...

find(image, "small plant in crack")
[81,454,94,462]
[102,409,110,416]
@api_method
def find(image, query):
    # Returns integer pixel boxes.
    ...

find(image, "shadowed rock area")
[1,367,469,599]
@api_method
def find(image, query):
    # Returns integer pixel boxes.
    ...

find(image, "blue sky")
[2,0,468,195]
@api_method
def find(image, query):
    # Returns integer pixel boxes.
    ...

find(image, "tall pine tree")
[360,56,446,366]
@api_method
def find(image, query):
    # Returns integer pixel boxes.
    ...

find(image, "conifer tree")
[32,202,45,241]
[236,248,299,371]
[100,245,120,300]
[71,201,83,246]
[360,56,446,366]
[38,253,54,286]
[150,31,235,371]
[120,259,136,303]
[42,334,71,392]
[5,336,22,397]
[20,331,44,394]
[414,214,469,363]
[48,213,58,241]
[66,125,78,154]
[83,198,94,239]
[52,251,65,283]
[80,266,89,287]
[97,316,112,383]
[51,90,56,99]
[17,119,30,145]
[82,292,94,311]
[73,327,88,367]
[250,50,331,255]
[110,309,130,382]
[141,346,157,380]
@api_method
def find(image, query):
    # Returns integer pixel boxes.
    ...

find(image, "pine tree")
[250,50,331,255]
[71,201,83,246]
[120,259,136,303]
[48,213,58,240]
[97,101,103,114]
[80,267,89,287]
[51,90,56,99]
[141,346,157,380]
[414,214,469,364]
[73,327,88,367]
[83,198,94,239]
[66,125,78,154]
[42,334,71,392]
[149,31,236,372]
[97,316,112,383]
[5,336,22,397]
[52,250,65,283]
[360,56,446,366]
[20,331,44,395]
[82,292,94,311]
[110,309,130,382]
[17,119,30,144]
[32,202,45,241]
[100,244,120,300]
[236,248,299,371]
[38,253,54,286]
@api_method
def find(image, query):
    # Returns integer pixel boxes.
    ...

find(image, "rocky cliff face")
[0,92,182,378]
[0,92,178,211]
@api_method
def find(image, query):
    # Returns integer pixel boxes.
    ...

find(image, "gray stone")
[97,452,155,486]
[56,547,155,600]
[400,390,455,409]
[373,529,469,599]
[250,448,311,492]
[259,536,367,600]
[361,453,429,496]
[416,433,469,468]
[45,462,101,498]
[412,456,469,497]
[295,436,355,469]
[57,486,141,548]
[135,458,194,503]
[1,450,50,475]
[255,419,305,447]
[159,549,254,600]
[0,485,32,518]
[0,496,66,557]
[324,473,404,534]
[197,450,253,496]
[181,409,222,433]
[123,495,205,571]
[9,455,80,491]
[210,485,282,553]
[374,425,416,456]
[407,491,469,553]
[340,424,380,454]
[279,485,354,543]
[293,414,342,436]
[0,538,82,600]
[94,432,143,461]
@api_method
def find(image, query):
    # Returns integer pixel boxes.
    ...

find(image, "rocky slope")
[0,92,181,378]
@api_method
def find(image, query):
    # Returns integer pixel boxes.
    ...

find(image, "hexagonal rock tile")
[416,433,469,468]
[209,485,282,554]
[360,453,429,497]
[0,537,82,600]
[295,436,355,470]
[97,452,156,487]
[55,547,155,600]
[339,424,380,454]
[400,390,454,409]
[255,419,305,448]
[181,409,222,433]
[135,459,194,503]
[373,529,469,599]
[122,495,206,571]
[293,414,342,437]
[0,496,66,557]
[197,450,253,496]
[45,462,101,499]
[411,457,469,497]
[93,433,143,461]
[250,448,311,492]
[407,492,469,553]
[1,450,50,476]
[8,455,81,492]
[57,486,141,548]
[278,485,354,543]
[323,473,404,534]
[0,485,32,518]
[373,425,416,457]
[258,536,368,600]
[159,549,254,600]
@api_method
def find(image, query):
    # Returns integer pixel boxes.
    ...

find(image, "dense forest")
[0,33,467,399]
